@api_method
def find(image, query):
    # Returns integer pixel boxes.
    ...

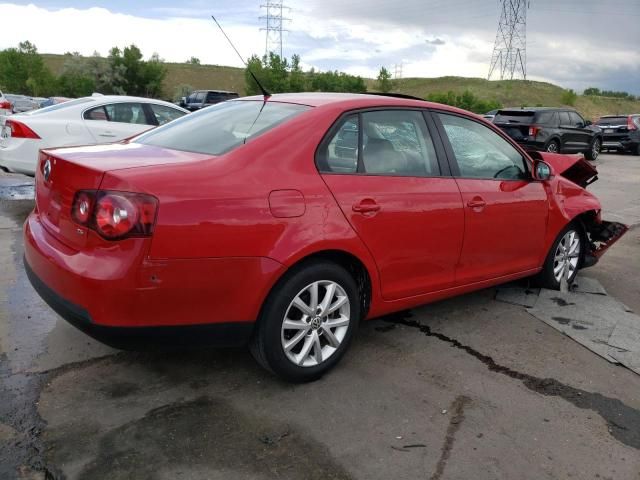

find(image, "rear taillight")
[0,100,11,110]
[7,119,40,139]
[528,125,540,137]
[627,116,637,131]
[71,190,158,240]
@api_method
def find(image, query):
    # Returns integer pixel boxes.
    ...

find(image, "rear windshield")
[596,116,627,126]
[26,97,95,115]
[134,100,310,155]
[493,111,535,124]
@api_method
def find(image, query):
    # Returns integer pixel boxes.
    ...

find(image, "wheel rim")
[592,139,600,159]
[553,230,581,283]
[280,280,351,367]
[547,142,558,153]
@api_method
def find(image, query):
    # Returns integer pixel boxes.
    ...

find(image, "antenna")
[488,0,528,80]
[211,15,271,100]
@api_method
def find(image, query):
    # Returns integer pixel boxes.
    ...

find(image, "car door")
[83,103,154,143]
[433,112,549,285]
[567,111,592,151]
[318,109,465,300]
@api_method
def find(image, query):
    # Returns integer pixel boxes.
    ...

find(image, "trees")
[244,53,367,95]
[0,41,57,96]
[561,89,577,106]
[376,67,393,93]
[425,90,502,114]
[186,57,201,65]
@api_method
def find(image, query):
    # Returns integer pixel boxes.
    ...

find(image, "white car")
[0,95,189,175]
[0,90,11,117]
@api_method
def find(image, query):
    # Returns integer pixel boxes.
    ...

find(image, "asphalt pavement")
[1,153,639,479]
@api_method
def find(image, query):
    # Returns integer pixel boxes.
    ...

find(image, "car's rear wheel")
[585,138,601,161]
[545,139,560,153]
[538,224,583,289]
[250,261,360,382]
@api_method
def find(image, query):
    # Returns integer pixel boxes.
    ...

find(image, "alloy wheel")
[280,280,351,367]
[592,139,601,160]
[547,141,559,153]
[553,230,581,283]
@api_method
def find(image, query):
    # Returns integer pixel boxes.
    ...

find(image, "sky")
[1,0,639,94]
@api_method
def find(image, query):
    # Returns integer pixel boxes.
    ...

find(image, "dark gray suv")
[596,115,640,156]
[493,107,602,160]
[179,90,239,112]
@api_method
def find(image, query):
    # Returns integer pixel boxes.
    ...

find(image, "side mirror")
[533,160,552,181]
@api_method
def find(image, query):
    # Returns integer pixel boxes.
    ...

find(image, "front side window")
[317,110,440,177]
[135,100,310,156]
[568,111,585,127]
[438,113,527,180]
[149,104,186,126]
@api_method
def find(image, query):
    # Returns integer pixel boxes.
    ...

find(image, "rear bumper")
[602,138,639,151]
[24,211,286,345]
[0,139,40,175]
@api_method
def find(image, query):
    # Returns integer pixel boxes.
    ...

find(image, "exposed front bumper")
[583,220,628,268]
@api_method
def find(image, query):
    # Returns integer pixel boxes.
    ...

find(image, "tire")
[538,223,584,290]
[633,143,640,156]
[250,261,360,383]
[585,137,601,161]
[545,139,560,153]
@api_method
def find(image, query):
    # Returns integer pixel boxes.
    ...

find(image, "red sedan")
[24,93,626,381]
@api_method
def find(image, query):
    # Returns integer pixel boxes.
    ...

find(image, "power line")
[488,0,529,80]
[259,1,290,59]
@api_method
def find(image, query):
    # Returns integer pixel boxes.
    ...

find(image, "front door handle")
[352,199,381,214]
[99,132,117,138]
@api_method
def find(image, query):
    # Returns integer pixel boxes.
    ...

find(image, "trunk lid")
[529,151,598,188]
[35,143,211,249]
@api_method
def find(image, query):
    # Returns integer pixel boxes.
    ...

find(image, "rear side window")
[494,111,535,124]
[135,100,310,155]
[535,111,557,126]
[317,110,440,177]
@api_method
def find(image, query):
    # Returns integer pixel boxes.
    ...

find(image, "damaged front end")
[582,218,629,267]
[529,150,628,267]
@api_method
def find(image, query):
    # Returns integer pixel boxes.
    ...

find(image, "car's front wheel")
[585,138,601,161]
[538,224,583,289]
[250,261,360,382]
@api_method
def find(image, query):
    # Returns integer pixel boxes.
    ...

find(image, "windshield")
[134,100,310,155]
[493,111,536,124]
[26,97,95,115]
[596,116,627,126]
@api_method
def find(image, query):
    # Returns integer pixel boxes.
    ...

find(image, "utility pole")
[488,0,529,80]
[260,1,290,59]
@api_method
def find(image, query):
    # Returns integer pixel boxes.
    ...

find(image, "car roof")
[237,92,472,115]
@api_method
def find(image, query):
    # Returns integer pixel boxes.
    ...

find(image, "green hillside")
[42,54,639,120]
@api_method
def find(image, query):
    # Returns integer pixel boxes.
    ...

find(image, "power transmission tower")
[394,63,403,81]
[488,0,529,80]
[260,1,290,59]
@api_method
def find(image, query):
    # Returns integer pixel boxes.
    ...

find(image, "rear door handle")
[352,199,381,213]
[99,132,117,138]
[467,197,486,209]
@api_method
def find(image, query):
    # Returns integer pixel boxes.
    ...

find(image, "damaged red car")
[23,93,627,382]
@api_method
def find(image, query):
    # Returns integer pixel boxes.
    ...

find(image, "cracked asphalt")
[1,153,639,479]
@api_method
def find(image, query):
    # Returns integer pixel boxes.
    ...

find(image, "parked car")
[180,90,240,111]
[0,90,11,117]
[24,93,626,382]
[483,109,499,120]
[39,97,73,108]
[0,95,188,175]
[493,107,602,160]
[5,94,40,113]
[596,115,640,156]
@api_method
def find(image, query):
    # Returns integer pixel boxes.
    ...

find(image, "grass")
[42,54,640,120]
